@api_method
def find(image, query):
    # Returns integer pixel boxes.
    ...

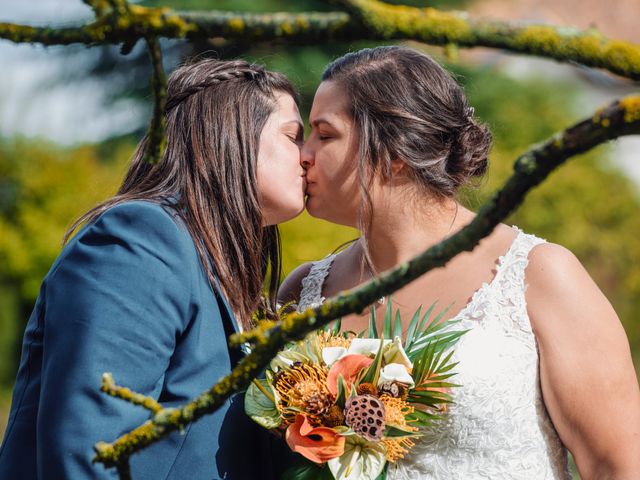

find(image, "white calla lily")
[347,338,391,357]
[383,336,413,370]
[327,435,386,480]
[377,363,415,387]
[322,346,348,366]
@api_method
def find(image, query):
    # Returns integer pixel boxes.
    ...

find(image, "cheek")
[257,139,305,223]
[316,149,359,197]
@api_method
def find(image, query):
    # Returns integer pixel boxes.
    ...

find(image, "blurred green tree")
[1,59,638,390]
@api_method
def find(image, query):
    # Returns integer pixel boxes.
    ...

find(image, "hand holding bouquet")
[245,300,466,480]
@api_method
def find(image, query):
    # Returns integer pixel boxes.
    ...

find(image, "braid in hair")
[166,63,267,111]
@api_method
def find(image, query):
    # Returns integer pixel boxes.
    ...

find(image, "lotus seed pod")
[344,394,386,441]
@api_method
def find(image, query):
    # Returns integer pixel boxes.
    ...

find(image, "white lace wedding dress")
[297,227,571,479]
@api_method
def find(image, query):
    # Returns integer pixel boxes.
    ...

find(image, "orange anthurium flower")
[327,354,374,397]
[285,414,346,463]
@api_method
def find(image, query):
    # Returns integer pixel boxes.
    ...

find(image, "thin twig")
[100,373,163,414]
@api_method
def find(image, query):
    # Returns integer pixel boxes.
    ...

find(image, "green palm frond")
[382,297,393,339]
[368,305,378,338]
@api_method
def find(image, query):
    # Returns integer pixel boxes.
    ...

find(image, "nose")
[300,141,314,169]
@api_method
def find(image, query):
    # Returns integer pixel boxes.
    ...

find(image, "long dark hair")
[65,58,298,329]
[322,46,492,272]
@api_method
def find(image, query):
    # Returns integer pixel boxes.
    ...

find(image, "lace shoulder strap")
[298,254,337,311]
[491,226,547,332]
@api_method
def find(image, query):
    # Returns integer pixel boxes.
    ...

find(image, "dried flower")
[274,362,329,425]
[378,381,408,400]
[322,404,346,427]
[356,382,378,396]
[304,392,334,417]
[344,394,386,441]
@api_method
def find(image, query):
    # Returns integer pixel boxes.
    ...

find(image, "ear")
[390,158,406,176]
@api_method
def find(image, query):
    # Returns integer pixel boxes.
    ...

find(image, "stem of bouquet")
[93,96,640,477]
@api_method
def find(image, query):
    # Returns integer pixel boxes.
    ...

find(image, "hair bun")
[447,118,491,186]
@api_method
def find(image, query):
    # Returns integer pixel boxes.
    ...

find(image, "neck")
[358,192,474,274]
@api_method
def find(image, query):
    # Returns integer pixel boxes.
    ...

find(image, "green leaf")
[368,305,378,338]
[393,309,403,340]
[331,318,342,335]
[414,302,436,338]
[383,425,422,438]
[359,338,385,385]
[374,464,388,480]
[382,297,393,339]
[403,306,422,351]
[244,379,281,429]
[281,458,334,480]
[336,374,348,407]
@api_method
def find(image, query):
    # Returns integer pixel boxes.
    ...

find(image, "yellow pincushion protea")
[381,437,416,462]
[379,394,419,462]
[274,362,330,425]
[317,329,352,350]
[379,394,417,429]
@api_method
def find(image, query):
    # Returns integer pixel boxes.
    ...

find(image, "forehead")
[272,91,302,122]
[310,81,351,123]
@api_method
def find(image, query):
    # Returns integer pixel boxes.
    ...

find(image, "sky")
[1,0,639,185]
[0,0,146,144]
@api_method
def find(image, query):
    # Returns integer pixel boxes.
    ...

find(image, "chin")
[272,201,305,225]
[304,197,323,219]
[304,199,332,222]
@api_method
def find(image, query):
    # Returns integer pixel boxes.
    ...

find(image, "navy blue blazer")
[0,200,277,479]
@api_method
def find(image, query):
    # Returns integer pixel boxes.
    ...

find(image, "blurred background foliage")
[0,0,639,447]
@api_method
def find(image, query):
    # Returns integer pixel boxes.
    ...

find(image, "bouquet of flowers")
[245,299,466,480]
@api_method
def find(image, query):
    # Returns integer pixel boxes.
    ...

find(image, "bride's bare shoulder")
[525,242,588,301]
[278,262,314,305]
[524,241,621,337]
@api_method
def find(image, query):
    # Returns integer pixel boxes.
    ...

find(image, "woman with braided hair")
[280,46,640,478]
[0,58,306,479]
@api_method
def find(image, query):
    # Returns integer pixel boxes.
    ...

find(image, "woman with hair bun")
[280,46,640,478]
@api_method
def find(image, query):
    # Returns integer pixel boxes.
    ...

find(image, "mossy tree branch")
[100,373,163,414]
[1,1,639,80]
[333,0,640,80]
[142,35,167,165]
[93,96,640,474]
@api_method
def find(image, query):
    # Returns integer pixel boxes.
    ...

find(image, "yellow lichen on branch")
[620,96,640,123]
[336,0,640,80]
[100,373,163,414]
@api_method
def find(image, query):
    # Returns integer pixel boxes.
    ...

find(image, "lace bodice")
[297,227,571,479]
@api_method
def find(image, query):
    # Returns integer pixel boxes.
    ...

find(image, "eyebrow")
[282,119,304,129]
[310,118,335,129]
